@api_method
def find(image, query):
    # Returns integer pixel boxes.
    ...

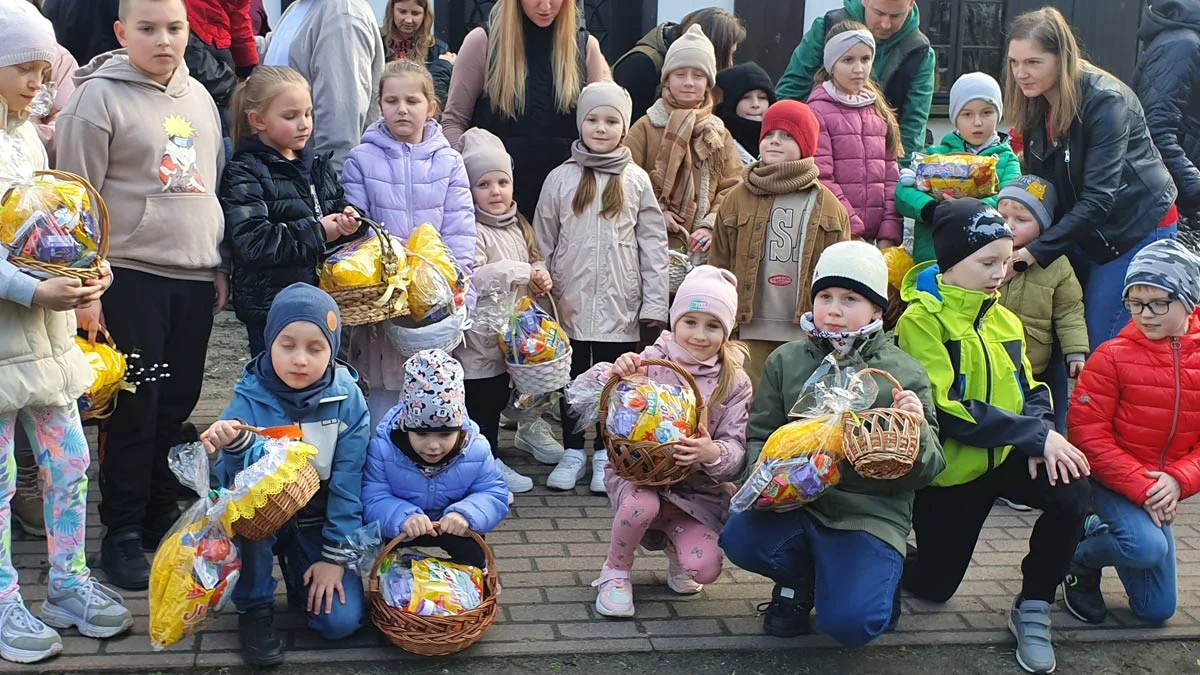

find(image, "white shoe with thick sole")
[546,449,588,490]
[514,419,565,464]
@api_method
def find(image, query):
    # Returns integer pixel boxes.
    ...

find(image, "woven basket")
[228,425,322,541]
[667,251,692,295]
[5,170,109,281]
[368,525,500,656]
[505,296,572,396]
[79,326,125,423]
[840,368,923,480]
[882,286,907,332]
[600,359,708,487]
[326,217,409,327]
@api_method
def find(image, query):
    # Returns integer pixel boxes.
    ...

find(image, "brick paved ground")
[7,314,1200,671]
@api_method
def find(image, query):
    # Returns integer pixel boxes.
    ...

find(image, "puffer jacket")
[1070,312,1200,504]
[362,407,509,538]
[998,256,1089,375]
[602,334,752,534]
[533,160,670,342]
[221,138,346,325]
[184,0,259,70]
[1134,0,1200,211]
[808,84,902,242]
[43,0,120,65]
[1023,66,1178,266]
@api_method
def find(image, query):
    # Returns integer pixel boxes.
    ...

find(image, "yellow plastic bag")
[319,234,409,292]
[914,153,999,199]
[882,246,915,291]
[73,335,133,419]
[0,173,102,272]
[405,224,468,322]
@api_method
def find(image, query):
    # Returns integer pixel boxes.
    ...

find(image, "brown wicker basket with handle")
[5,170,109,281]
[227,425,322,541]
[368,525,500,656]
[324,216,409,327]
[78,326,126,422]
[599,359,708,487]
[840,368,923,480]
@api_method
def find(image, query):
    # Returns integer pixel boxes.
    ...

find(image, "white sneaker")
[496,459,534,493]
[0,598,61,664]
[507,491,515,506]
[514,419,565,464]
[41,579,133,639]
[590,450,609,493]
[499,412,516,430]
[546,448,588,490]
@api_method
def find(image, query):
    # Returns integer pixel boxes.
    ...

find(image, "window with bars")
[919,0,1007,102]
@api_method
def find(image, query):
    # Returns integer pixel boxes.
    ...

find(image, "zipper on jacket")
[974,301,996,472]
[309,184,323,219]
[1157,337,1183,470]
[1064,148,1079,203]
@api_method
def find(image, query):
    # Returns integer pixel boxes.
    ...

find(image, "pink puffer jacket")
[807,84,902,242]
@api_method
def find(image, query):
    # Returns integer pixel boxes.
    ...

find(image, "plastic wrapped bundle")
[913,153,999,199]
[605,375,698,445]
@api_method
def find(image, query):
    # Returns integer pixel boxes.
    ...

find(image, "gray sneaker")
[41,579,134,639]
[0,598,61,663]
[1008,596,1056,674]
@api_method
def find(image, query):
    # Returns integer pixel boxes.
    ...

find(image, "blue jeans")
[720,509,902,647]
[232,521,365,640]
[1074,483,1176,622]
[1077,223,1178,350]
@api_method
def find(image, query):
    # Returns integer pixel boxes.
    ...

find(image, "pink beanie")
[670,265,739,337]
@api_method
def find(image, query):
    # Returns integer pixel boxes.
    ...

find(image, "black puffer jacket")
[1134,0,1200,211]
[221,139,347,325]
[43,0,120,64]
[1023,67,1177,266]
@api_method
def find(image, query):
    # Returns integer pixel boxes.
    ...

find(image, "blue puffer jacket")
[361,405,509,538]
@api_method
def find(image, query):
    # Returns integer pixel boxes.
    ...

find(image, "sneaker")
[41,579,133,639]
[547,405,561,423]
[664,541,703,594]
[99,529,150,591]
[591,565,635,618]
[998,497,1034,512]
[1062,563,1107,624]
[239,606,284,666]
[0,598,61,664]
[513,419,565,464]
[756,583,812,637]
[590,450,608,494]
[1008,596,1056,674]
[12,455,45,538]
[499,412,516,430]
[546,448,587,490]
[496,459,534,493]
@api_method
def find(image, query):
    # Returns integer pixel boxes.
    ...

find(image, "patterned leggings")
[606,488,723,585]
[0,405,90,601]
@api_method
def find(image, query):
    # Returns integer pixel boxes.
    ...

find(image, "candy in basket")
[907,153,999,199]
[501,296,573,396]
[605,375,698,445]
[320,232,410,295]
[378,553,486,617]
[405,224,468,324]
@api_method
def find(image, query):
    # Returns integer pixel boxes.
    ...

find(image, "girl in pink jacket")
[585,266,751,618]
[807,21,903,248]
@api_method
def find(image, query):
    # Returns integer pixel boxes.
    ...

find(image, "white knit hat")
[576,80,633,134]
[0,0,56,71]
[810,241,890,310]
[949,72,1004,125]
[662,24,717,85]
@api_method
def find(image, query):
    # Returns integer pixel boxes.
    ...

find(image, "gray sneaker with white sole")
[41,579,134,639]
[0,598,61,664]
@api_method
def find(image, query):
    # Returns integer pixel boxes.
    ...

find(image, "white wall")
[804,0,842,33]
[655,0,735,24]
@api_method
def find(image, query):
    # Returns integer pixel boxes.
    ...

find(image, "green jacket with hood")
[896,261,1054,487]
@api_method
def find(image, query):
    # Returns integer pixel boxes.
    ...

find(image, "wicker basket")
[882,286,907,332]
[4,170,109,281]
[505,296,572,396]
[667,250,692,295]
[840,368,923,480]
[79,326,126,423]
[228,425,322,541]
[368,525,500,656]
[600,359,707,487]
[325,217,409,327]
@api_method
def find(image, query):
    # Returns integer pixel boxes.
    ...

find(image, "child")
[361,349,509,568]
[341,59,475,425]
[534,81,670,493]
[0,2,132,662]
[201,284,370,666]
[720,241,944,647]
[381,0,453,106]
[897,72,1021,263]
[714,61,776,164]
[454,127,563,493]
[806,21,902,248]
[221,65,359,357]
[56,0,228,592]
[896,199,1091,675]
[710,100,851,388]
[626,24,744,258]
[590,266,752,617]
[1062,239,1200,626]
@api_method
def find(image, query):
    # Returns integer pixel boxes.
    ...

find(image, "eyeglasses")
[1123,299,1174,316]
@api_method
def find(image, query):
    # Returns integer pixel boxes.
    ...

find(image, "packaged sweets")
[605,375,698,445]
[406,224,469,323]
[0,170,103,276]
[500,297,570,365]
[913,153,999,199]
[377,553,486,616]
[759,417,844,464]
[319,233,410,294]
[730,454,841,513]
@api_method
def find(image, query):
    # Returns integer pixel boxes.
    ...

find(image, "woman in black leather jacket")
[1006,7,1179,350]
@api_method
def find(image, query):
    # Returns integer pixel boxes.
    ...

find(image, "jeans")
[1078,223,1178,350]
[720,509,902,647]
[233,521,365,640]
[1074,483,1176,622]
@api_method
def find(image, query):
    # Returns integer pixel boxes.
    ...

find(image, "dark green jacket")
[747,329,945,555]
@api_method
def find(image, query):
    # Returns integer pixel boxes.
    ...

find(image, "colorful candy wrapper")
[912,153,999,199]
[605,375,698,445]
[500,296,570,365]
[377,554,486,616]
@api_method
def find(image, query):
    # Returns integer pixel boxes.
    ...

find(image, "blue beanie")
[264,283,342,356]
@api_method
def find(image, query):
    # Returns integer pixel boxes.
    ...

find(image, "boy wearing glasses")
[1063,238,1200,626]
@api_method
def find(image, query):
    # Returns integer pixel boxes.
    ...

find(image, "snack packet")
[731,454,841,512]
[912,153,999,199]
[605,375,698,445]
[409,557,485,616]
[500,296,570,365]
[319,233,410,296]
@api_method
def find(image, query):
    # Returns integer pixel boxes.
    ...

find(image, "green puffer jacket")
[998,256,1089,375]
[897,132,1022,263]
[746,329,945,555]
[896,262,1054,487]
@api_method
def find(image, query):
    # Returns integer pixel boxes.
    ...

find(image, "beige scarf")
[651,90,726,230]
[745,158,821,197]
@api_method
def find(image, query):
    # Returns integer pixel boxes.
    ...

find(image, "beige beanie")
[459,128,512,185]
[661,24,717,85]
[576,81,633,134]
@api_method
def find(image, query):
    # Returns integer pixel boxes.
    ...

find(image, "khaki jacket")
[999,256,1089,375]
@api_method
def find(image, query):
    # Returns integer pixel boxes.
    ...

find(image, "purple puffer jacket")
[807,85,902,243]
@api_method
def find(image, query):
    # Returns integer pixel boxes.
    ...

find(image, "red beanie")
[760,100,821,158]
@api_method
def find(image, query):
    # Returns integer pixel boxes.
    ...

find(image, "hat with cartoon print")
[931,198,1014,273]
[398,349,467,431]
[1124,239,1200,312]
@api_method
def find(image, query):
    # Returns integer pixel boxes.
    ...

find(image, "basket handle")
[597,357,709,440]
[231,424,304,441]
[34,170,111,262]
[852,368,905,396]
[367,523,499,596]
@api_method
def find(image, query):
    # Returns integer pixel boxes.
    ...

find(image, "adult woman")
[442,0,610,218]
[1007,7,1179,349]
[382,0,455,107]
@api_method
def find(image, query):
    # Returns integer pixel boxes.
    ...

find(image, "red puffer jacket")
[1068,311,1200,505]
[185,0,258,69]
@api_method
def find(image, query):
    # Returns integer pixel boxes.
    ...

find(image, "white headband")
[823,30,876,73]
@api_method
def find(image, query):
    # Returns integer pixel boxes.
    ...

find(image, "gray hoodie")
[56,51,227,282]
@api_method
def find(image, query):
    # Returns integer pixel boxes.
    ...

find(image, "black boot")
[758,582,813,637]
[239,606,285,666]
[101,528,151,590]
[1062,563,1107,624]
[142,503,184,552]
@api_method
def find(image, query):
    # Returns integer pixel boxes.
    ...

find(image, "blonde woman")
[382,0,454,106]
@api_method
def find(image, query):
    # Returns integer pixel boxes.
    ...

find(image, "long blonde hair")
[711,340,750,410]
[383,0,436,64]
[230,66,311,148]
[571,169,626,220]
[814,20,903,160]
[485,0,582,119]
[1004,7,1083,142]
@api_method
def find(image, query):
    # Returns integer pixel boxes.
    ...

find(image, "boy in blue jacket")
[200,284,370,667]
[362,349,509,568]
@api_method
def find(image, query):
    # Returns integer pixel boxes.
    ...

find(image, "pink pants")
[606,487,723,584]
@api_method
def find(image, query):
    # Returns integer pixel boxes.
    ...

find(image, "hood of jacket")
[1140,0,1200,42]
[72,49,194,97]
[901,260,998,328]
[360,117,449,159]
[231,362,362,417]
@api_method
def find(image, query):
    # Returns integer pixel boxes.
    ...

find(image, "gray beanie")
[662,24,717,86]
[576,80,633,134]
[459,128,512,185]
[949,72,1003,126]
[998,175,1057,232]
[0,0,56,72]
[1124,239,1200,312]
